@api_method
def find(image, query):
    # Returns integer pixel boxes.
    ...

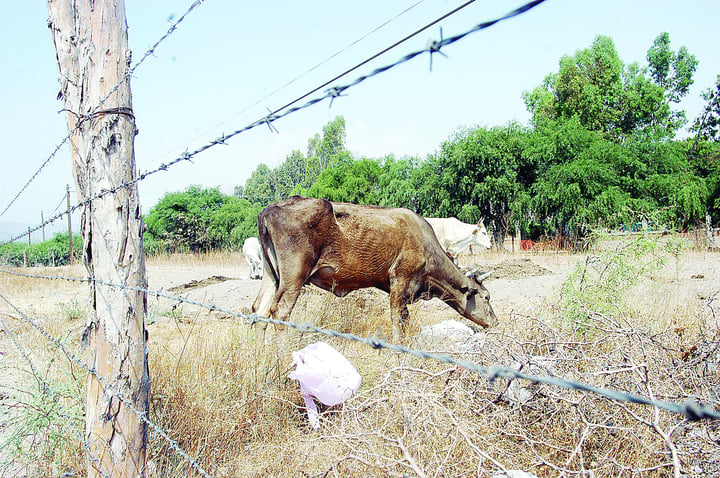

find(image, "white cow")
[242,237,263,279]
[425,217,491,263]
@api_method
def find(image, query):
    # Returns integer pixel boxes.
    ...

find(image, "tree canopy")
[143,33,719,253]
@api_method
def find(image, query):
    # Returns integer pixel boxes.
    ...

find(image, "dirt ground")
[142,245,720,333]
[1,241,718,339]
[142,253,570,322]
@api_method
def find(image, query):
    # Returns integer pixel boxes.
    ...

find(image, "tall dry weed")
[143,240,719,477]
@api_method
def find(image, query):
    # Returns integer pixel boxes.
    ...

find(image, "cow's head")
[472,219,492,249]
[461,270,496,328]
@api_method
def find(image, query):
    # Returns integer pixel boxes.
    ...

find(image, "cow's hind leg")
[270,283,303,326]
[251,269,281,344]
[269,250,315,328]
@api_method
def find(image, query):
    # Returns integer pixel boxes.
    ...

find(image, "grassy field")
[1,235,719,477]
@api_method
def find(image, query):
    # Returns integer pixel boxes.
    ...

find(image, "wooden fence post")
[66,184,73,264]
[47,1,150,476]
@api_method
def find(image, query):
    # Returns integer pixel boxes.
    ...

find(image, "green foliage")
[241,116,351,206]
[524,34,693,139]
[0,233,81,267]
[412,123,533,241]
[57,299,86,322]
[560,233,668,335]
[646,32,698,104]
[242,163,277,204]
[0,360,85,476]
[144,185,261,253]
[376,156,423,210]
[301,158,383,205]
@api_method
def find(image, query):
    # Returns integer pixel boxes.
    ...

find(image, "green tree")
[144,186,260,252]
[377,155,423,210]
[275,149,308,197]
[240,116,351,206]
[646,32,698,104]
[301,158,383,205]
[524,34,695,140]
[414,124,534,242]
[242,164,277,204]
[693,75,720,142]
[304,116,351,188]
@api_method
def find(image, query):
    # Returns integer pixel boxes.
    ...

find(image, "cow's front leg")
[389,283,411,343]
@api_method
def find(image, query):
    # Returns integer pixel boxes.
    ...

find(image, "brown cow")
[251,196,496,342]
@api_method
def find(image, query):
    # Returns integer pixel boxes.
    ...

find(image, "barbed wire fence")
[1,0,719,477]
[0,0,207,223]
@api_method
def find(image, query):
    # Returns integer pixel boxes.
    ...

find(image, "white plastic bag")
[289,342,361,429]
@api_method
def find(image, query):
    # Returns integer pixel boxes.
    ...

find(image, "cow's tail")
[258,212,280,288]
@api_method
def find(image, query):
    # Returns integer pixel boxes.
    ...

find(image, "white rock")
[420,319,475,344]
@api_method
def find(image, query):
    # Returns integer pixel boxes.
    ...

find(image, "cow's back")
[324,202,438,290]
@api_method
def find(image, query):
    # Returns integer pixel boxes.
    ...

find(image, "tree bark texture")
[47,1,150,476]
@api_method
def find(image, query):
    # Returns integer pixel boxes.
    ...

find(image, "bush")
[0,233,81,267]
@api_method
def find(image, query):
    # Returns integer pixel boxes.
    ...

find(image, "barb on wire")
[326,86,349,108]
[3,266,718,422]
[262,108,280,134]
[0,0,207,222]
[426,27,447,72]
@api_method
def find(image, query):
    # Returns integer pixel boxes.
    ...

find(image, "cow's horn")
[476,271,492,281]
[466,270,492,282]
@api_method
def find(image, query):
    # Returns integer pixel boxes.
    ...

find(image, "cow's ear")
[472,228,478,235]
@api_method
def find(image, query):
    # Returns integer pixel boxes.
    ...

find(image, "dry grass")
[1,241,719,477]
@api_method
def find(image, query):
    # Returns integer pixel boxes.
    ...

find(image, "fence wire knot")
[262,108,280,133]
[326,86,349,108]
[426,27,448,72]
[682,400,717,421]
[211,135,229,146]
[248,313,261,326]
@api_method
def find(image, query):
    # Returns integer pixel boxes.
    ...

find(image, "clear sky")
[2,0,718,232]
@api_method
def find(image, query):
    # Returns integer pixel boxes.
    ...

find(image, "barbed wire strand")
[153,0,431,164]
[1,267,718,422]
[247,0,479,125]
[0,290,216,478]
[0,0,207,222]
[0,0,546,249]
[0,313,111,478]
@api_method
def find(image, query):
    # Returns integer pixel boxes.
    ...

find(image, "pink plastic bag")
[289,342,361,429]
